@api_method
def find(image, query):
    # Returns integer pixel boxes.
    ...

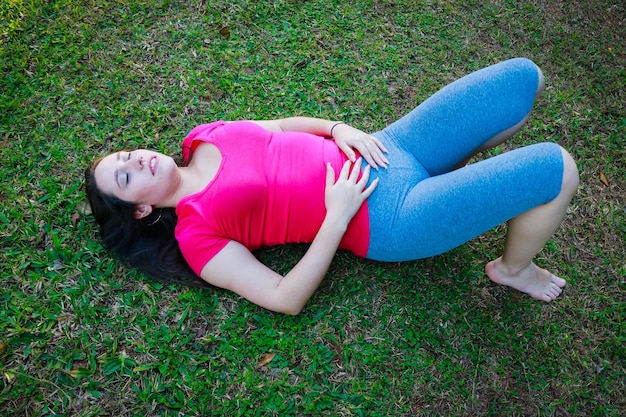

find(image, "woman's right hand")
[325,158,379,227]
[330,123,389,169]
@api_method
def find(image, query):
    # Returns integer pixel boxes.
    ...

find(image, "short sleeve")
[181,121,228,164]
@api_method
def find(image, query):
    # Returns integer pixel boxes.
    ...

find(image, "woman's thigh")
[366,142,564,262]
[380,57,541,176]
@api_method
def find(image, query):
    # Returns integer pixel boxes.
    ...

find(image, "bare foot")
[485,257,566,302]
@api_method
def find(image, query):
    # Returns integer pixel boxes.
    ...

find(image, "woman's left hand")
[332,123,389,169]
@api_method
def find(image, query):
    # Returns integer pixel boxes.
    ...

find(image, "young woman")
[85,58,579,315]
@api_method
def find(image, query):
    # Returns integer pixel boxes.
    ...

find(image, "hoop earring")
[142,211,162,227]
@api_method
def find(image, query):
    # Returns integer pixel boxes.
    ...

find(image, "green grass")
[1,0,624,415]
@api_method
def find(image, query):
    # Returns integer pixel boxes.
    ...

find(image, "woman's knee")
[535,64,545,100]
[559,146,579,197]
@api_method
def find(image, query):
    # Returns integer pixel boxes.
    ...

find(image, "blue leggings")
[365,58,564,261]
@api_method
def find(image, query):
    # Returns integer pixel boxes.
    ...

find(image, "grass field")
[1,0,624,415]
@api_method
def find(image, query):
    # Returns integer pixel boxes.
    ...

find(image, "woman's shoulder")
[182,120,272,161]
[182,121,228,160]
[183,120,227,143]
[183,120,264,144]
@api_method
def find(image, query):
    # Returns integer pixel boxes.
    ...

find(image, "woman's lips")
[150,156,157,175]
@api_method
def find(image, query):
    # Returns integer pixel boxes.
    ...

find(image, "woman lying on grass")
[85,58,579,315]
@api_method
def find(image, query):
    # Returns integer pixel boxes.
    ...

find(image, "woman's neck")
[161,143,222,207]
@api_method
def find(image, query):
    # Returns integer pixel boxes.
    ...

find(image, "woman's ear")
[133,204,153,219]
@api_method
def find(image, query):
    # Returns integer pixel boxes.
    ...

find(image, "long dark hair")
[84,157,210,288]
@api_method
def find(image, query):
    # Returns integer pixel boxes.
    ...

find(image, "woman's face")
[94,149,181,208]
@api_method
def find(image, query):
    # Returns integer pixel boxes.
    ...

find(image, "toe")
[551,274,567,288]
[546,284,563,301]
[547,287,560,300]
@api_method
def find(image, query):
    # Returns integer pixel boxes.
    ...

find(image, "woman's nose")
[124,155,144,170]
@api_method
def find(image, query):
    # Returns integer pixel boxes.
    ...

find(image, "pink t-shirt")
[175,121,370,275]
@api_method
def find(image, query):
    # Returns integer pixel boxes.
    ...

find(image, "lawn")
[1,0,624,415]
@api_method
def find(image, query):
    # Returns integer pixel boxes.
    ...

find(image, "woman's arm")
[199,158,378,315]
[248,117,338,136]
[248,117,389,169]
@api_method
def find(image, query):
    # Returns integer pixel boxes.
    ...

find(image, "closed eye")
[116,170,129,189]
[124,153,131,185]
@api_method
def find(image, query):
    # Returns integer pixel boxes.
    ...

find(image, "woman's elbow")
[282,306,304,316]
[259,285,306,315]
[271,300,305,316]
[269,294,306,316]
